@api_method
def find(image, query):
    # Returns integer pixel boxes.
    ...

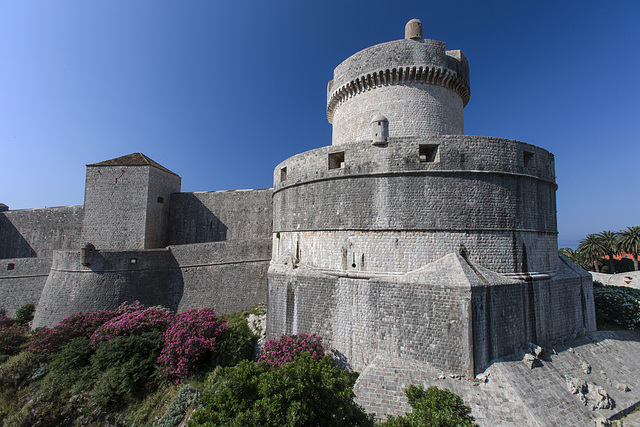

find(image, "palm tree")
[578,234,605,273]
[596,230,619,274]
[559,247,589,270]
[618,226,640,271]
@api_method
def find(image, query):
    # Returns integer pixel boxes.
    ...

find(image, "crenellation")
[0,17,612,425]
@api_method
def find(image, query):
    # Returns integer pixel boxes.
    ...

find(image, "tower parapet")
[327,19,470,145]
[268,20,595,382]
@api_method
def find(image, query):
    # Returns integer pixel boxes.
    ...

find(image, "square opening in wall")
[7,263,15,271]
[157,196,164,203]
[419,144,439,163]
[328,151,345,170]
[129,258,137,265]
[523,150,534,168]
[280,167,287,182]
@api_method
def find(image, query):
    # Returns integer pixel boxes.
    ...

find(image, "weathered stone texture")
[168,238,271,314]
[328,38,469,145]
[273,136,557,275]
[331,84,464,145]
[81,164,180,250]
[355,331,640,425]
[168,189,273,245]
[0,257,53,316]
[0,205,83,259]
[32,249,170,328]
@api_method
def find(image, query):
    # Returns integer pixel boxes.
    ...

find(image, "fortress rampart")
[266,19,595,380]
[0,155,272,326]
[0,19,602,423]
[273,136,557,275]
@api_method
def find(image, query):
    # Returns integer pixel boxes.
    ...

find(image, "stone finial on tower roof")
[405,19,423,40]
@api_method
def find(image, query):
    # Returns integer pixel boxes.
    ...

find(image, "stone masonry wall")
[144,166,182,249]
[331,84,464,145]
[273,136,557,274]
[81,166,152,250]
[0,205,84,259]
[267,253,476,374]
[168,189,273,245]
[327,38,469,145]
[32,249,170,328]
[168,238,271,314]
[0,257,53,316]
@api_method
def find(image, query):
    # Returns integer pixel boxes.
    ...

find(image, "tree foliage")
[190,354,374,427]
[383,385,476,427]
[618,226,640,271]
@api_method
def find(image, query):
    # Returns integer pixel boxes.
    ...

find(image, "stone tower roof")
[87,152,180,177]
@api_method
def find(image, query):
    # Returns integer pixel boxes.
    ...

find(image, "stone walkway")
[354,331,640,426]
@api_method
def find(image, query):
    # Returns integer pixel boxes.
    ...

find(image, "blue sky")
[1,1,638,249]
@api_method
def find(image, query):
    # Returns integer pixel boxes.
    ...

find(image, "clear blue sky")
[1,1,638,249]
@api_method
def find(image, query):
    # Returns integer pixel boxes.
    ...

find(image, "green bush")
[49,337,93,372]
[15,303,35,325]
[210,321,257,368]
[594,285,640,329]
[0,351,39,389]
[190,354,373,426]
[90,331,164,409]
[157,384,201,427]
[383,385,476,427]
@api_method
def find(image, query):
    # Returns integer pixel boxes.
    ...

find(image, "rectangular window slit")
[7,263,15,271]
[328,151,345,170]
[419,144,439,163]
[280,167,287,182]
[523,150,534,168]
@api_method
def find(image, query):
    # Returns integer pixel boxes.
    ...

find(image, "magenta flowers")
[257,333,324,368]
[157,308,228,381]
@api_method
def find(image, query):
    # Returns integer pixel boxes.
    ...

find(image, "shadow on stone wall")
[168,194,228,245]
[0,214,36,259]
[167,251,184,312]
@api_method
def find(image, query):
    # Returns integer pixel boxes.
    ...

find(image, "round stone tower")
[268,20,594,378]
[327,19,470,145]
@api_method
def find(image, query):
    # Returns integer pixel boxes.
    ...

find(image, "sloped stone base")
[354,331,640,426]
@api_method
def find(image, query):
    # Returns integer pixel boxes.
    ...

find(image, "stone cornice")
[326,65,471,123]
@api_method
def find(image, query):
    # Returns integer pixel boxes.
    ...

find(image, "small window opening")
[280,167,287,182]
[523,150,534,168]
[419,144,439,163]
[129,258,137,265]
[328,151,345,170]
[157,196,164,203]
[7,263,15,271]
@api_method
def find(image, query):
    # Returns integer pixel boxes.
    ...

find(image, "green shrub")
[594,285,640,329]
[89,331,164,409]
[49,337,93,372]
[190,353,373,426]
[383,385,476,427]
[157,384,200,427]
[0,350,39,389]
[211,321,257,368]
[0,318,29,356]
[15,303,35,325]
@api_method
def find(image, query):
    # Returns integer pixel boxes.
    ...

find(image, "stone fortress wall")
[1,18,623,424]
[0,155,272,325]
[266,18,595,380]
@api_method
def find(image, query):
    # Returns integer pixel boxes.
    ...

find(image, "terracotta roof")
[87,153,179,177]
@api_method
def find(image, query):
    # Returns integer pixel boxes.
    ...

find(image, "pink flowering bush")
[89,305,172,348]
[0,315,29,355]
[157,308,228,381]
[28,310,117,361]
[258,333,325,368]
